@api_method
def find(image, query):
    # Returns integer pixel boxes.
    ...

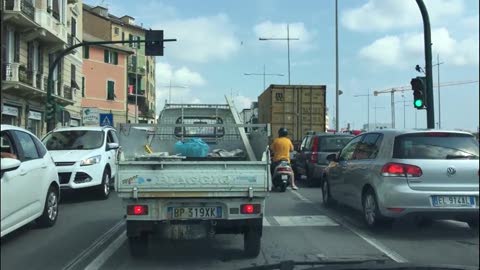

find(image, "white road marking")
[85,231,127,270]
[62,220,125,270]
[291,190,409,263]
[263,217,271,226]
[271,215,339,227]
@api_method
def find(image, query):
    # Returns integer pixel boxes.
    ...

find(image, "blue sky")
[84,0,479,131]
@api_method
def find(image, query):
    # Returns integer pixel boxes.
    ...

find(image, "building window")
[104,50,118,65]
[129,34,133,47]
[107,80,115,100]
[71,64,76,88]
[114,27,120,35]
[71,17,77,37]
[83,46,89,59]
[27,111,43,137]
[137,36,141,49]
[1,105,20,125]
[81,77,85,97]
[122,31,125,41]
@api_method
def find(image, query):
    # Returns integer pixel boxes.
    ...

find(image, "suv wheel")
[98,169,111,200]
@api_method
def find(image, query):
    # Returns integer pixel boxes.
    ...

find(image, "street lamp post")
[244,64,284,90]
[353,92,371,131]
[259,24,299,85]
[335,0,339,133]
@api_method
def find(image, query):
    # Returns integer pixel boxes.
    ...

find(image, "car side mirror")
[1,158,21,173]
[106,142,120,151]
[326,153,337,162]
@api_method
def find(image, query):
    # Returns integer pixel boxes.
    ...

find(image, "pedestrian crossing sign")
[99,113,113,127]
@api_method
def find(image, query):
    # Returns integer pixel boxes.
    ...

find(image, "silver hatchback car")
[322,130,479,229]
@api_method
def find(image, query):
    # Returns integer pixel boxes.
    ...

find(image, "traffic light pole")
[416,0,435,129]
[45,38,176,132]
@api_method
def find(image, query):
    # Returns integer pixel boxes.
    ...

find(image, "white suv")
[42,126,120,199]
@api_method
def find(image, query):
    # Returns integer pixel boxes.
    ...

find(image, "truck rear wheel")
[244,229,261,257]
[128,233,148,257]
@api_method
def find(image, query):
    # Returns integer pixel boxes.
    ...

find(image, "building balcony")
[127,64,146,75]
[34,9,68,45]
[1,63,74,106]
[2,0,38,29]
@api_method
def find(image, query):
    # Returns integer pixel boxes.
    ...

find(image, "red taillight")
[277,167,292,172]
[382,163,422,177]
[127,205,148,215]
[241,204,261,214]
[310,137,319,163]
[387,208,405,213]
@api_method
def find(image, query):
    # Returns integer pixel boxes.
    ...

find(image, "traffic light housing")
[411,76,427,109]
[45,100,56,121]
[145,30,164,56]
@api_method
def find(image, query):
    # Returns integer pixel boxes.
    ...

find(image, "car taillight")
[241,204,261,214]
[277,167,292,172]
[127,205,148,215]
[310,137,319,163]
[382,162,422,177]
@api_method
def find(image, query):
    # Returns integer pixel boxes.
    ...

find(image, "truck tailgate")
[116,161,269,198]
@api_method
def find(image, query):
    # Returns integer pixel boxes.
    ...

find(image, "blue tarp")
[174,138,209,157]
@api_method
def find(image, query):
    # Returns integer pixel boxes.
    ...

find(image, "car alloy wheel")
[104,173,110,196]
[47,191,58,221]
[363,193,377,226]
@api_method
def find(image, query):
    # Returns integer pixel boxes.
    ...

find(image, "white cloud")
[342,0,465,32]
[359,28,478,68]
[233,95,254,111]
[153,14,239,63]
[253,21,315,51]
[155,62,206,112]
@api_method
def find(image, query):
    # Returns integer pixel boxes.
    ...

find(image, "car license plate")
[168,207,222,219]
[281,175,288,180]
[431,196,476,208]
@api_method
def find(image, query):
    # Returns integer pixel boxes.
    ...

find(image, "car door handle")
[41,163,48,169]
[19,169,27,176]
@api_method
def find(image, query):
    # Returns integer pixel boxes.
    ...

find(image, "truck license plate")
[431,196,476,208]
[168,207,222,219]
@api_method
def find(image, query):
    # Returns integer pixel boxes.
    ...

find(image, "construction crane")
[373,79,479,128]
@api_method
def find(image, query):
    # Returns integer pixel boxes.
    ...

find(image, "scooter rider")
[270,128,298,190]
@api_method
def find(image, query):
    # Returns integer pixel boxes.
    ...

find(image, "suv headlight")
[80,155,101,166]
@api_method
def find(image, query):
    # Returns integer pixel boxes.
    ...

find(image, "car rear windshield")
[43,130,104,150]
[393,132,479,160]
[319,136,353,152]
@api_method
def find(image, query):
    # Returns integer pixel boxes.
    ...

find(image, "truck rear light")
[241,204,261,214]
[127,205,148,215]
[381,163,422,177]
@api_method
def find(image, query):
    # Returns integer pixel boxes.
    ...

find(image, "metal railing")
[21,0,34,20]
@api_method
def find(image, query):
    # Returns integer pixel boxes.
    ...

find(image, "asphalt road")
[1,185,478,270]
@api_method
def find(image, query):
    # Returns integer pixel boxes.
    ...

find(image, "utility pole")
[433,54,444,128]
[135,48,138,124]
[416,0,435,128]
[335,0,339,132]
[244,65,284,91]
[259,25,299,85]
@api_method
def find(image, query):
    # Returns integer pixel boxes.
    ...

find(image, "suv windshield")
[320,136,353,152]
[43,130,105,150]
[393,132,479,160]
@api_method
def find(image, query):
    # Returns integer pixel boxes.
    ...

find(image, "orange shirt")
[271,137,294,162]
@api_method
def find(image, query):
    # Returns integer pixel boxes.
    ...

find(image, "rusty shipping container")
[258,84,327,143]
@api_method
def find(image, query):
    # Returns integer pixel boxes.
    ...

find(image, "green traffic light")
[414,99,423,108]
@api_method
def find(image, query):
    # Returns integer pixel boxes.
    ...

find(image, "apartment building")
[1,0,83,137]
[81,33,136,124]
[83,4,156,124]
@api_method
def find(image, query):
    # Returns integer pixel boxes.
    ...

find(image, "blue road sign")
[99,113,113,127]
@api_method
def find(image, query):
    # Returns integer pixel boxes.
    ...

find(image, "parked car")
[1,125,60,237]
[293,133,353,186]
[322,130,479,230]
[42,126,120,199]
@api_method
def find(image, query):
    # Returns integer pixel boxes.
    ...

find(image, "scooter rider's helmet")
[278,127,288,137]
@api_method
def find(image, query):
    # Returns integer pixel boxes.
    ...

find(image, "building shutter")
[104,49,109,63]
[83,46,89,59]
[107,80,115,100]
[14,31,20,62]
[113,51,118,65]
